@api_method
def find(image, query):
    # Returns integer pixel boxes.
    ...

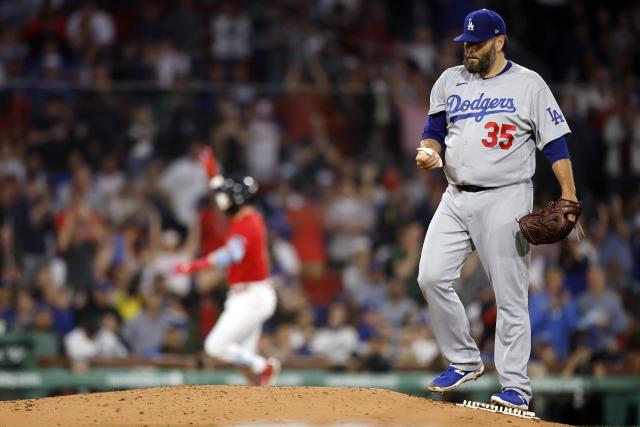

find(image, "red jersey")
[199,205,227,255]
[225,209,270,285]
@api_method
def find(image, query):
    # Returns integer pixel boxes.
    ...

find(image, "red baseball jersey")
[225,209,270,285]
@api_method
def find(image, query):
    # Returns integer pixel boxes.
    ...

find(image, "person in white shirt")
[159,144,207,227]
[64,314,127,372]
[310,302,358,365]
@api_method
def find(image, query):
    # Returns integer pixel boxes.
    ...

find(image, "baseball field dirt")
[0,385,568,426]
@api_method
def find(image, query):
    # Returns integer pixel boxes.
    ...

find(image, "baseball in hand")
[416,147,443,170]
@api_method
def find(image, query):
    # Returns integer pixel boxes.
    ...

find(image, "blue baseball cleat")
[427,365,484,392]
[490,389,529,410]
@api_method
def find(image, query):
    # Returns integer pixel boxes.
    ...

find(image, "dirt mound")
[0,385,567,426]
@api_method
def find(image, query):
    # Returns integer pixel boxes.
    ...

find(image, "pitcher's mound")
[0,385,566,426]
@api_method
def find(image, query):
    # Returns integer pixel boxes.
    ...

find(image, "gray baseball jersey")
[418,61,571,402]
[428,61,570,187]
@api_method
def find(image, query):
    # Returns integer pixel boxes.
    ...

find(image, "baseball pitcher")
[415,9,581,410]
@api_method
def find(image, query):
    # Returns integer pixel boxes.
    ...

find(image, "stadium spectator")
[64,314,127,372]
[246,99,281,183]
[66,1,115,52]
[0,141,25,182]
[592,196,634,277]
[529,267,577,363]
[121,290,172,357]
[140,207,199,298]
[158,143,208,228]
[210,2,252,62]
[576,265,628,355]
[325,177,375,266]
[394,312,439,368]
[310,301,358,367]
[56,180,104,292]
[380,277,417,328]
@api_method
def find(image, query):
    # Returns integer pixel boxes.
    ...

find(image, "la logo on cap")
[467,19,474,31]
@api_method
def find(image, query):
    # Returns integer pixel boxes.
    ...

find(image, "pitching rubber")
[456,400,539,420]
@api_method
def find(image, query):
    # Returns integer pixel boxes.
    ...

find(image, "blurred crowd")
[0,0,639,378]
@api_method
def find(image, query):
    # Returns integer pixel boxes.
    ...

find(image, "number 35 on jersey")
[481,122,516,150]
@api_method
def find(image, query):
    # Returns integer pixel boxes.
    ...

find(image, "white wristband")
[416,147,443,168]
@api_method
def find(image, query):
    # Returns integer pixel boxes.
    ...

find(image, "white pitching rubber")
[455,400,539,420]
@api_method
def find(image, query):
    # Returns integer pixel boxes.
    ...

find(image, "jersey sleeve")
[428,71,448,115]
[531,85,571,150]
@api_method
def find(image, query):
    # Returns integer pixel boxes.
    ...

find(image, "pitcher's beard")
[464,48,495,75]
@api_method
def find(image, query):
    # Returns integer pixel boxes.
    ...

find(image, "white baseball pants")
[204,279,277,374]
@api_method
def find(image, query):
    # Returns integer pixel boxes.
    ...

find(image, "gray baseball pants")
[418,181,533,400]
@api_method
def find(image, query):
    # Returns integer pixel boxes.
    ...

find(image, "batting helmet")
[213,176,258,214]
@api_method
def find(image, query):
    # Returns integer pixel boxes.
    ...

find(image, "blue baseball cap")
[454,9,506,43]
